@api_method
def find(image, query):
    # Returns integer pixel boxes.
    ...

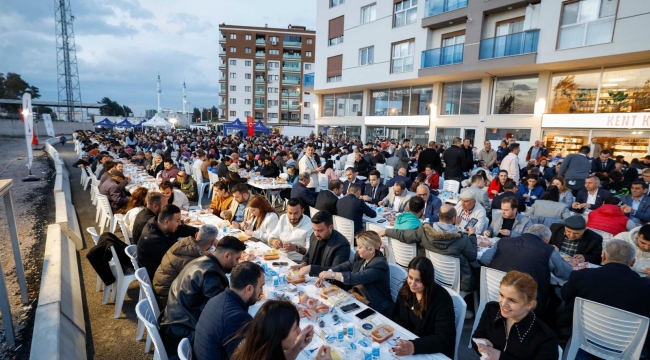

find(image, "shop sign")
[542,113,650,129]
[364,115,429,126]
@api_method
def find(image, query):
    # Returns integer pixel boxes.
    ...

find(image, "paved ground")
[0,138,56,359]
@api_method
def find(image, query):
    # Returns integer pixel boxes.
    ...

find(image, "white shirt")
[268,214,314,262]
[171,189,190,210]
[500,153,520,185]
[123,206,144,235]
[246,212,280,243]
[298,154,319,188]
[393,196,402,212]
[586,190,598,205]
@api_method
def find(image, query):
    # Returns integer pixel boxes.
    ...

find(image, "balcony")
[255,89,265,95]
[219,89,226,95]
[219,76,226,82]
[219,102,226,107]
[219,36,226,43]
[282,78,300,85]
[303,73,314,86]
[425,0,467,17]
[255,77,266,83]
[282,91,300,97]
[421,43,464,68]
[219,49,226,55]
[479,29,540,60]
[219,63,226,69]
[280,116,299,121]
[256,52,265,57]
[254,102,265,109]
[283,53,301,59]
[284,41,302,47]
[255,64,265,70]
[282,65,301,72]
[281,104,300,110]
[255,38,266,45]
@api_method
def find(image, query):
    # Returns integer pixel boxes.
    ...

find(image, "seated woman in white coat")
[525,186,572,220]
[242,195,279,243]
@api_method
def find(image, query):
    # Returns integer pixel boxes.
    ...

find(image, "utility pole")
[54,0,82,122]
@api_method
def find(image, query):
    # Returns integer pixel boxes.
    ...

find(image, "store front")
[364,116,430,145]
[541,114,650,161]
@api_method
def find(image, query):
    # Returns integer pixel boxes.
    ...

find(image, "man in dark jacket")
[342,167,366,195]
[160,236,246,357]
[549,216,603,264]
[558,145,591,192]
[337,184,377,234]
[137,205,184,280]
[362,170,388,205]
[315,180,342,216]
[417,141,442,174]
[442,137,466,187]
[216,156,232,178]
[132,192,165,243]
[590,149,616,174]
[99,170,130,212]
[291,172,316,215]
[571,175,612,213]
[490,180,526,214]
[193,261,265,360]
[371,148,385,165]
[293,211,351,277]
[259,156,280,178]
[462,138,474,173]
[353,152,373,177]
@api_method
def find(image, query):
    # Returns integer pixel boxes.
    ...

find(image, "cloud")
[167,12,213,34]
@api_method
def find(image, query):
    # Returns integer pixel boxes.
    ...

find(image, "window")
[441,80,481,115]
[486,128,532,141]
[327,76,342,82]
[269,49,280,55]
[391,41,414,73]
[242,99,250,105]
[229,72,236,79]
[229,111,236,116]
[230,98,236,104]
[245,60,252,66]
[229,59,237,65]
[268,100,279,107]
[269,36,280,44]
[329,36,344,46]
[268,113,278,120]
[268,75,279,82]
[305,64,312,70]
[304,102,311,108]
[268,61,280,68]
[359,46,374,66]
[323,95,335,116]
[306,38,313,44]
[229,85,236,91]
[410,86,433,115]
[230,33,236,39]
[361,3,376,24]
[229,46,236,52]
[330,0,344,7]
[329,16,344,46]
[245,73,252,79]
[245,86,251,92]
[245,48,252,53]
[370,87,431,116]
[304,114,310,120]
[284,35,302,44]
[306,51,312,57]
[349,91,363,115]
[245,34,252,40]
[244,111,251,117]
[558,0,618,49]
[268,87,278,93]
[394,0,417,28]
[492,75,539,114]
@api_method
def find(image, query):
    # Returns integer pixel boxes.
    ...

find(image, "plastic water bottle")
[372,342,380,358]
[223,226,227,234]
[347,323,355,338]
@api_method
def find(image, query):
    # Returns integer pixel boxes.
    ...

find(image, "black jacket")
[573,187,612,213]
[462,145,474,172]
[336,194,377,234]
[549,223,603,264]
[491,190,527,213]
[326,253,394,315]
[216,162,230,179]
[442,145,466,178]
[160,254,229,347]
[260,163,280,178]
[418,148,442,174]
[363,183,389,205]
[132,208,156,245]
[353,158,373,177]
[86,232,131,286]
[343,178,366,196]
[137,218,177,280]
[472,302,559,360]
[315,190,339,216]
[303,230,350,276]
[290,182,316,215]
[392,282,456,358]
[591,158,616,174]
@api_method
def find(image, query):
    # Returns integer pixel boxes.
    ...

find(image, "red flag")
[19,108,24,122]
[246,116,255,137]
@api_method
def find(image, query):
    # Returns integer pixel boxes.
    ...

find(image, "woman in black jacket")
[314,231,393,317]
[472,270,559,360]
[391,256,456,358]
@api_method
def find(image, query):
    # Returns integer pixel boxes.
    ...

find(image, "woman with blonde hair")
[243,195,279,242]
[551,176,575,207]
[472,271,559,360]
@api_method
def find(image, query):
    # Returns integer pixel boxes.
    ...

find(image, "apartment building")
[314,0,650,162]
[219,24,317,131]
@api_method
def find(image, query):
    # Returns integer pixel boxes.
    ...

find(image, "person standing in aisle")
[500,143,522,185]
[298,143,322,191]
[558,146,592,193]
[442,137,466,191]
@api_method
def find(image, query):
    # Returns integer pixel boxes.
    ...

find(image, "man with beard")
[268,198,314,262]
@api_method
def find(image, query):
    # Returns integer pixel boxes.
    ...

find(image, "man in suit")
[371,148,385,166]
[559,146,592,192]
[292,210,351,277]
[549,215,603,264]
[379,181,414,213]
[415,184,442,223]
[386,167,413,189]
[353,152,373,177]
[362,170,388,205]
[485,197,532,238]
[442,137,466,187]
[572,175,612,213]
[315,180,343,216]
[590,149,616,174]
[337,184,377,234]
[491,180,526,213]
[417,141,442,174]
[342,167,365,196]
[395,139,414,172]
[290,172,316,216]
[589,138,602,159]
[559,239,650,354]
[620,181,650,225]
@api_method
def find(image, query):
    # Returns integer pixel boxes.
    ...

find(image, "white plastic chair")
[388,263,407,302]
[426,250,478,317]
[86,227,108,292]
[182,161,192,176]
[107,246,137,318]
[135,267,161,354]
[193,171,210,208]
[443,179,460,193]
[317,173,329,192]
[387,237,417,268]
[80,165,88,185]
[384,165,394,185]
[82,167,93,190]
[207,172,219,199]
[125,245,146,344]
[587,227,613,244]
[333,215,355,248]
[563,298,649,360]
[116,217,132,245]
[178,338,192,360]
[97,195,116,234]
[444,287,467,360]
[309,206,320,219]
[469,267,506,347]
[375,164,386,180]
[135,299,168,360]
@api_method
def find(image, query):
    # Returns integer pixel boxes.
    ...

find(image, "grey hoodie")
[385,222,477,292]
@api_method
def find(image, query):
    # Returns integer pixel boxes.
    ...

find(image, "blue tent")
[94,118,115,127]
[223,118,248,135]
[254,120,271,134]
[116,119,134,127]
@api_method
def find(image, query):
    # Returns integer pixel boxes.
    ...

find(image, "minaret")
[157,73,162,113]
[182,81,187,114]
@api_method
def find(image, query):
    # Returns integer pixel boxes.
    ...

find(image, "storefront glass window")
[550,71,601,113]
[367,126,386,142]
[406,126,430,145]
[389,87,410,116]
[410,86,433,115]
[323,125,361,140]
[371,89,389,116]
[335,93,349,117]
[386,127,406,141]
[346,126,362,139]
[543,129,590,157]
[598,66,650,113]
[435,127,461,148]
[485,128,531,141]
[349,91,363,116]
[442,82,461,115]
[592,130,650,162]
[492,75,538,114]
[441,80,481,115]
[323,95,334,117]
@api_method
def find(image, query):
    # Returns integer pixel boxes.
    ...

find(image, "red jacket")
[487,178,504,199]
[587,204,629,235]
[422,172,440,190]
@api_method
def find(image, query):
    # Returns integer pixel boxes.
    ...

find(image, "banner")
[246,115,254,138]
[42,114,55,137]
[21,93,33,170]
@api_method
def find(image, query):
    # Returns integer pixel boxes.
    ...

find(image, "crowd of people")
[76,128,650,360]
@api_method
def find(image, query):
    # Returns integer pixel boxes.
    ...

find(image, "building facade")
[314,0,650,162]
[219,24,317,132]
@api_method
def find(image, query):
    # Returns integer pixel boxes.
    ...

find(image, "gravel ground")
[0,137,56,359]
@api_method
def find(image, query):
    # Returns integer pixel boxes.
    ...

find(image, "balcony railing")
[255,39,266,44]
[255,64,265,70]
[281,116,299,121]
[421,43,464,68]
[219,102,226,107]
[282,91,300,97]
[255,77,266,83]
[254,102,265,108]
[256,52,265,57]
[219,50,226,55]
[219,36,226,42]
[303,73,314,86]
[425,0,468,17]
[479,29,540,60]
[282,78,300,85]
[219,76,226,81]
[284,41,302,47]
[255,90,266,95]
[219,63,226,68]
[282,66,301,72]
[281,104,300,110]
[283,53,301,59]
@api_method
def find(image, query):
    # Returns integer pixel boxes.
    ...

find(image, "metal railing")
[421,43,464,68]
[479,29,540,60]
[425,0,468,17]
[303,73,314,86]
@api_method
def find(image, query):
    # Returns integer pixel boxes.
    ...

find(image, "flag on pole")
[21,93,34,170]
[246,116,254,138]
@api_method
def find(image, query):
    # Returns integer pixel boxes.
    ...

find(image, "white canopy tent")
[141,114,172,128]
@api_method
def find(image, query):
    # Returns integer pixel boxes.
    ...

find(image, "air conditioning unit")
[271,40,278,45]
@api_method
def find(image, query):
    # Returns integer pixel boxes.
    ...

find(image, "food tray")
[371,324,394,343]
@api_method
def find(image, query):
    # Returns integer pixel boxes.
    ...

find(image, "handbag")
[348,285,370,305]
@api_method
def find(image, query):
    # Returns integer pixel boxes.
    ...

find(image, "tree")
[97,97,132,117]
[122,105,133,116]
[193,107,201,122]
[0,72,40,99]
[210,106,218,121]
[33,106,58,120]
